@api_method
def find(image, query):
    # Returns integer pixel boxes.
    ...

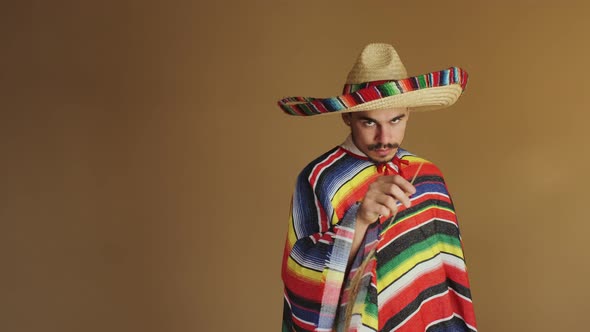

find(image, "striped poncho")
[281,140,477,331]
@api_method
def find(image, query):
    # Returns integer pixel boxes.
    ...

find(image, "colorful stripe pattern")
[278,67,468,116]
[281,146,476,331]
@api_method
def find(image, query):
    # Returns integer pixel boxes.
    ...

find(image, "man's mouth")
[368,143,399,151]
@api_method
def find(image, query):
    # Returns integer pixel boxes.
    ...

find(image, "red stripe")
[379,194,455,246]
[311,99,330,114]
[399,79,411,91]
[282,264,324,302]
[461,69,469,90]
[339,94,357,107]
[335,225,354,240]
[358,87,381,102]
[432,71,441,87]
[436,209,458,224]
[309,149,345,188]
[393,289,476,332]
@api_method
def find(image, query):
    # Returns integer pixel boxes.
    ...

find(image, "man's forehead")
[350,107,408,119]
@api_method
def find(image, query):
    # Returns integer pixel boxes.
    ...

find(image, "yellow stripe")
[285,212,325,282]
[286,257,324,282]
[403,155,430,164]
[330,167,376,224]
[361,305,378,329]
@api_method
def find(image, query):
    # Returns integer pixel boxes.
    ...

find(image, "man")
[278,43,477,331]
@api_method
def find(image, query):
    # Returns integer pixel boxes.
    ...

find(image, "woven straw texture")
[278,43,468,116]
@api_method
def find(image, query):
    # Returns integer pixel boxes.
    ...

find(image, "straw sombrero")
[277,43,468,116]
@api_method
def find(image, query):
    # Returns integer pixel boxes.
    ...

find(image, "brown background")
[2,0,590,331]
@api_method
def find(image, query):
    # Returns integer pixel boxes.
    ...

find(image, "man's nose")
[376,126,389,142]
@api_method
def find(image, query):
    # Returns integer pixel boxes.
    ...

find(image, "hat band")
[278,67,468,116]
[342,80,391,94]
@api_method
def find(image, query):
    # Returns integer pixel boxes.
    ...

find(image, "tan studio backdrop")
[2,1,590,331]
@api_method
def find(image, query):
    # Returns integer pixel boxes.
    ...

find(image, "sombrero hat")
[277,43,468,116]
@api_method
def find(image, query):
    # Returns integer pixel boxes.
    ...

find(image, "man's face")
[342,107,409,163]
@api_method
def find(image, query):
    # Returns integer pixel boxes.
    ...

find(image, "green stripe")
[377,234,462,276]
[379,82,399,96]
[299,103,315,115]
[349,83,363,93]
[417,75,427,88]
[365,300,378,319]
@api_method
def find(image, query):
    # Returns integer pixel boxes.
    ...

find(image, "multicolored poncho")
[281,139,477,331]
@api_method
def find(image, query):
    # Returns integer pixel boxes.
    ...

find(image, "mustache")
[368,143,399,151]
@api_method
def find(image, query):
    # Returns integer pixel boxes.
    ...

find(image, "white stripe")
[337,225,355,233]
[359,324,376,332]
[379,253,467,303]
[308,149,346,231]
[283,291,292,309]
[410,191,450,202]
[292,314,315,327]
[392,290,450,331]
[355,91,366,103]
[374,85,383,98]
[425,312,477,331]
[450,286,474,304]
[332,235,352,243]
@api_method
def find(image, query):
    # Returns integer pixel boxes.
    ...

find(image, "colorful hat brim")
[278,67,468,116]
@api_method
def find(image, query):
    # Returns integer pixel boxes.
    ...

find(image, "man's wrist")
[355,216,373,230]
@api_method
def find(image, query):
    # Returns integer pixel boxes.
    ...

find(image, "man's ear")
[341,113,351,126]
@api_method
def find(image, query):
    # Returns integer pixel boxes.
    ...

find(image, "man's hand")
[357,175,416,226]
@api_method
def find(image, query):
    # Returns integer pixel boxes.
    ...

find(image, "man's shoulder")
[298,146,347,176]
[399,149,431,165]
[398,149,445,178]
[295,145,371,185]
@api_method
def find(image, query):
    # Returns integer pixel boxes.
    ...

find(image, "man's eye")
[363,121,375,127]
[391,117,402,124]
